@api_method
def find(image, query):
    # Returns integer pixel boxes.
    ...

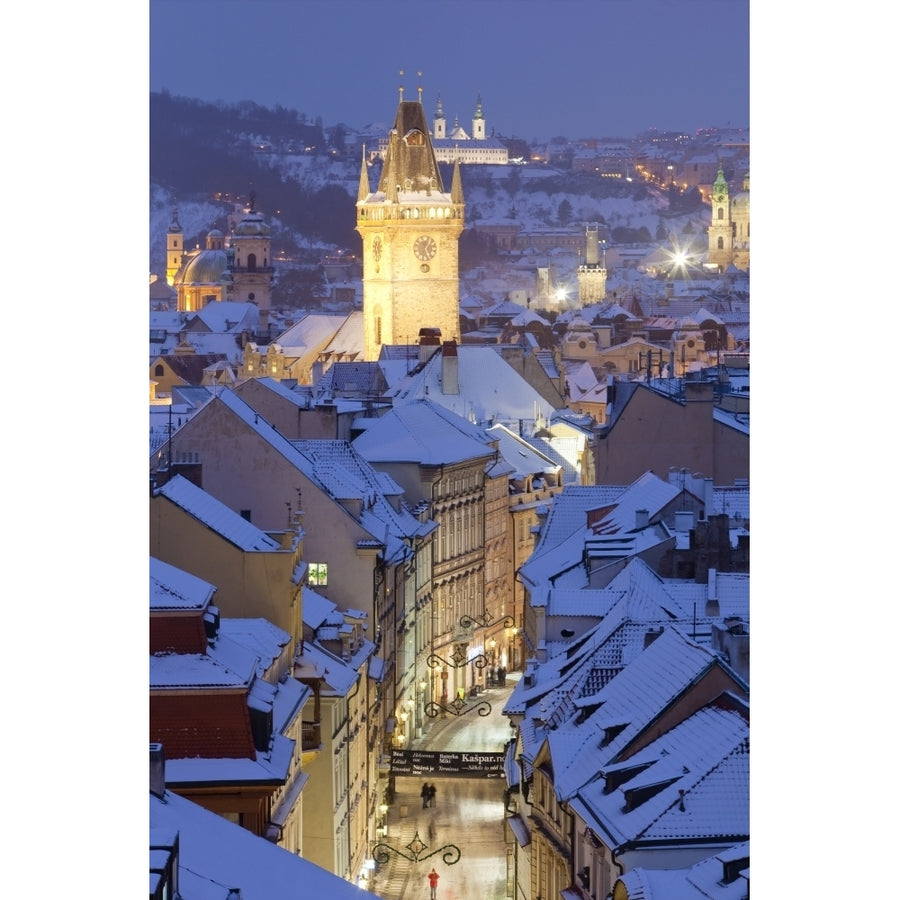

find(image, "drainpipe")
[346,674,361,882]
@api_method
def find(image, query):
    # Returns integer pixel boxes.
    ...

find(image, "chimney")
[523,658,537,688]
[150,743,166,798]
[441,340,459,395]
[705,568,719,616]
[704,476,715,514]
[418,328,442,365]
[635,509,649,529]
[643,626,664,648]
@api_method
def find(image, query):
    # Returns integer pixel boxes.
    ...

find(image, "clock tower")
[707,163,733,272]
[357,84,465,361]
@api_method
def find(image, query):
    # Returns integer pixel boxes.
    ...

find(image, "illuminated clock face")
[413,235,437,261]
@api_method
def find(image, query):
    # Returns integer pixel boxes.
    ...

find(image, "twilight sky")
[149,0,749,141]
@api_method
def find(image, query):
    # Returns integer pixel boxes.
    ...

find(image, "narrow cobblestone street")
[370,674,520,900]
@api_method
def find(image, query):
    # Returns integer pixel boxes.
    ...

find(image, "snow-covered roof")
[486,422,561,481]
[352,398,495,466]
[616,841,749,900]
[150,556,216,611]
[518,472,679,586]
[154,475,282,552]
[150,787,374,900]
[291,438,435,562]
[384,345,556,430]
[274,313,352,352]
[569,700,749,851]
[188,300,260,333]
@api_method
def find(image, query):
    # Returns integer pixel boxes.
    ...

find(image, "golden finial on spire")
[418,70,423,103]
[399,69,404,102]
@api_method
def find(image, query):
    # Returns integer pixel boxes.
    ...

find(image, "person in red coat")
[427,867,440,898]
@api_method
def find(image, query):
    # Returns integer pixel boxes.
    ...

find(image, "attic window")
[603,761,652,793]
[600,723,627,747]
[623,778,678,811]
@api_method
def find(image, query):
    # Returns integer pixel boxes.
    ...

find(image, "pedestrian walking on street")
[427,867,440,899]
[427,783,436,807]
[421,782,430,809]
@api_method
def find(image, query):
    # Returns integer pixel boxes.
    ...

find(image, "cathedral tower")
[357,85,465,361]
[707,164,733,271]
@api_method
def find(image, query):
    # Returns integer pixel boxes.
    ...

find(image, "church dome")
[233,212,270,236]
[174,248,230,286]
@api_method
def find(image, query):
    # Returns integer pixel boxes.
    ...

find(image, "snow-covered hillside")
[150,154,708,278]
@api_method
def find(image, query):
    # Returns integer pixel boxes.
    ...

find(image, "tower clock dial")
[413,234,437,261]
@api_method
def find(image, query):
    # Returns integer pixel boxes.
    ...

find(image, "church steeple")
[166,205,183,287]
[434,91,446,139]
[712,163,729,202]
[472,92,485,140]
[707,161,734,272]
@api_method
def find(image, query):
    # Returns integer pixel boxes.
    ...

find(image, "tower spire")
[357,144,370,202]
[451,157,464,205]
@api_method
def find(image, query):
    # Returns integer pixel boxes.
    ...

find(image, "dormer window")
[623,778,678,811]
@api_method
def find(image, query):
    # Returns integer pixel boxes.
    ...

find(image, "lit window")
[309,563,328,586]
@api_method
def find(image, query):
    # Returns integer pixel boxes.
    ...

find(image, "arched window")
[247,253,257,271]
[154,364,164,377]
[717,208,724,220]
[717,237,724,250]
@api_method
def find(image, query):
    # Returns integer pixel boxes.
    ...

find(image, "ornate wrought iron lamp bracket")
[423,694,491,719]
[459,611,514,631]
[372,830,461,866]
